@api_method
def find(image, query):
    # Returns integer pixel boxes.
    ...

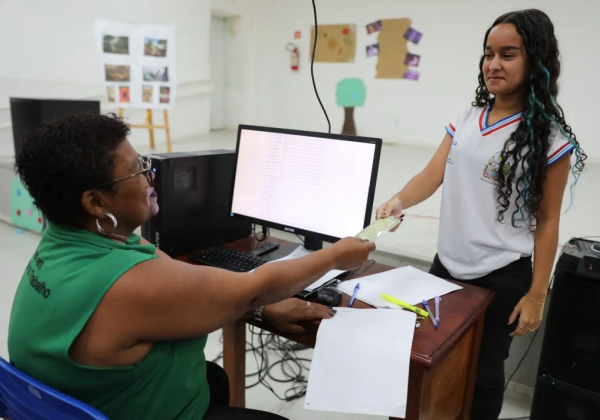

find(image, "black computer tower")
[10,98,101,156]
[141,150,252,258]
[530,238,600,420]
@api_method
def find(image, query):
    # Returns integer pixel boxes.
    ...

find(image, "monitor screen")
[230,125,382,245]
[10,98,101,157]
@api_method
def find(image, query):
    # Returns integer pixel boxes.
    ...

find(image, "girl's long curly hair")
[472,9,586,228]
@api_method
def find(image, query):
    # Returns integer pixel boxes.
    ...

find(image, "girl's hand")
[375,197,404,232]
[508,295,544,337]
[376,196,403,220]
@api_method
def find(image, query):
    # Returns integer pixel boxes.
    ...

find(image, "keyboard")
[189,246,268,272]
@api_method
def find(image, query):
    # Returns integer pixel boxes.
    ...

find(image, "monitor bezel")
[229,124,382,245]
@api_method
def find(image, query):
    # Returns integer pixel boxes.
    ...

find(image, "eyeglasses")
[95,155,153,189]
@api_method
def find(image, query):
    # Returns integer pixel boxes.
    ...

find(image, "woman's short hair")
[15,112,130,227]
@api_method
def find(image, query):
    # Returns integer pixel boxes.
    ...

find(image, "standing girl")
[377,9,586,420]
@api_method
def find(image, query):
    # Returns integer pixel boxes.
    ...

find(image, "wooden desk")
[180,237,494,420]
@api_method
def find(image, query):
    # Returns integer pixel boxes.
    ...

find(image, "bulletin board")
[309,24,356,63]
[95,20,177,110]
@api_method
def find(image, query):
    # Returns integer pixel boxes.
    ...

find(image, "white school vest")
[439,103,574,280]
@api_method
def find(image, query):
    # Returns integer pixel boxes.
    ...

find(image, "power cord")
[345,259,376,280]
[310,0,331,133]
[252,224,270,245]
[211,326,312,401]
[294,233,306,246]
[503,278,551,393]
[500,276,556,420]
[504,327,541,394]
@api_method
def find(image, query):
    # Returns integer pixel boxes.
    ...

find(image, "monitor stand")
[304,237,323,251]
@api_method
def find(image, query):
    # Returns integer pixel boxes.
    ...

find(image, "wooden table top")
[178,236,495,370]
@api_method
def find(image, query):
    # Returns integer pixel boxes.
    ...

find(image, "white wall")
[240,0,599,158]
[1,1,597,159]
[0,0,213,157]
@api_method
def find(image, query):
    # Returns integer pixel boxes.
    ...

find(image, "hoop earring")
[96,212,118,235]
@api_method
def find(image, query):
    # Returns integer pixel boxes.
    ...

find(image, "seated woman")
[7,112,375,420]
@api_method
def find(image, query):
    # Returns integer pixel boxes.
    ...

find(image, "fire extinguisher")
[286,43,299,71]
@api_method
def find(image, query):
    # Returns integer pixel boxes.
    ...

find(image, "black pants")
[429,254,532,420]
[204,361,288,420]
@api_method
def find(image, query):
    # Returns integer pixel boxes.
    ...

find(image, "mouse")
[316,287,343,307]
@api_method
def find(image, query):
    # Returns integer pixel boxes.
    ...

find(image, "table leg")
[223,320,246,407]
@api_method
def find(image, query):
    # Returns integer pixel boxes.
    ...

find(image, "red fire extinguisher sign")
[286,43,299,71]
[291,47,299,71]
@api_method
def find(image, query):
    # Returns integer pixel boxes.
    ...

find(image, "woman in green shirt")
[8,112,374,420]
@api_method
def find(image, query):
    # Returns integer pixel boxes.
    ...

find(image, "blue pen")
[435,296,441,324]
[348,283,360,307]
[423,300,439,329]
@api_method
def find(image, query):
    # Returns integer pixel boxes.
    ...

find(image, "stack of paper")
[305,308,416,418]
[338,265,462,307]
[263,245,345,291]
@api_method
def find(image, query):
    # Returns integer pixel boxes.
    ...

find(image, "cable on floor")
[211,326,312,401]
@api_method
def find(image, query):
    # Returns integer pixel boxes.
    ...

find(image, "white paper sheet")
[338,265,462,307]
[305,308,416,417]
[262,246,345,291]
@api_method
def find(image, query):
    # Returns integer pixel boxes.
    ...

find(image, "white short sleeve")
[547,125,575,166]
[445,106,472,138]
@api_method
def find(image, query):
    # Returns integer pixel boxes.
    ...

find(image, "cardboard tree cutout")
[10,176,45,233]
[336,78,366,136]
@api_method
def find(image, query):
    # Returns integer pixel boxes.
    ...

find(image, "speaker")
[531,375,600,420]
[531,238,600,419]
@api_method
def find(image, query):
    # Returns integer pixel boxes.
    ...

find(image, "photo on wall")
[103,35,129,54]
[366,20,382,34]
[366,43,380,57]
[404,53,420,67]
[105,65,131,82]
[106,86,116,103]
[142,85,153,103]
[144,38,168,57]
[119,86,131,103]
[404,27,423,44]
[159,86,170,104]
[403,70,420,81]
[143,66,169,82]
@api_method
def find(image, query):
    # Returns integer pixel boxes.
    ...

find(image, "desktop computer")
[10,98,101,157]
[188,125,382,276]
[141,150,252,257]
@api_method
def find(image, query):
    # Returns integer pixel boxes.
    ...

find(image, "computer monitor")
[229,125,382,250]
[10,98,101,157]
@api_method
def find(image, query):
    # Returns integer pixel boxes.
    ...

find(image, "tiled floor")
[2,132,598,419]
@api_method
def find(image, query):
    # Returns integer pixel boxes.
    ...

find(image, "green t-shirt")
[8,222,209,419]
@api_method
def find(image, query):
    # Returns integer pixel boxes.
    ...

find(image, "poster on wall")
[94,20,176,110]
[375,18,412,79]
[309,24,356,63]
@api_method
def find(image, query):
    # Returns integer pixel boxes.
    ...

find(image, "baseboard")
[505,380,534,403]
[0,213,11,224]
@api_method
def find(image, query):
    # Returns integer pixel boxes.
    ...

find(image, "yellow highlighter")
[381,294,429,318]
